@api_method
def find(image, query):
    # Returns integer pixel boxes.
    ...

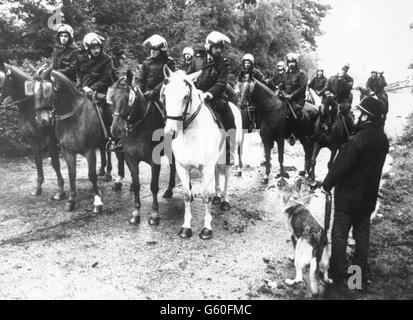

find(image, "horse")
[238,79,318,185]
[308,95,353,182]
[32,70,111,213]
[162,67,243,240]
[0,61,65,200]
[109,70,176,226]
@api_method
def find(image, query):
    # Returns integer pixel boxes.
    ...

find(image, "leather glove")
[144,90,154,99]
[201,92,213,101]
[83,86,93,94]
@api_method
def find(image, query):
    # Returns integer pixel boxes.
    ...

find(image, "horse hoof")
[52,192,66,201]
[129,216,140,225]
[31,188,42,197]
[276,172,290,179]
[65,201,75,212]
[163,189,173,199]
[93,205,103,214]
[261,178,269,184]
[235,170,242,177]
[277,178,287,188]
[298,171,306,177]
[260,161,267,167]
[97,168,105,176]
[310,181,319,190]
[148,217,160,226]
[112,182,123,192]
[212,196,222,205]
[221,201,231,211]
[104,173,112,182]
[179,227,192,238]
[199,228,213,240]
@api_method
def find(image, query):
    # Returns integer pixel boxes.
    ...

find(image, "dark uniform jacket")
[308,75,327,92]
[136,54,176,95]
[323,122,389,214]
[194,56,229,100]
[182,59,196,74]
[52,42,79,83]
[78,52,115,94]
[271,71,285,89]
[367,76,387,94]
[237,66,265,82]
[321,74,354,104]
[279,67,308,106]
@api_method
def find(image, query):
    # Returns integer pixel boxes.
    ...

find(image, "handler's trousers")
[330,209,372,284]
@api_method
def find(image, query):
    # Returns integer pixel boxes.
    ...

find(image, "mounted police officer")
[193,31,236,165]
[320,63,354,129]
[236,53,265,82]
[78,32,115,140]
[51,24,79,83]
[267,61,286,91]
[182,46,195,74]
[278,53,308,145]
[308,68,327,95]
[136,34,176,102]
[322,96,388,296]
[366,69,388,115]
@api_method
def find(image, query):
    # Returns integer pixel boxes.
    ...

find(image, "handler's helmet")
[205,31,231,52]
[56,24,74,40]
[242,53,255,64]
[143,34,168,51]
[83,32,105,49]
[286,53,299,63]
[277,61,286,69]
[183,47,194,57]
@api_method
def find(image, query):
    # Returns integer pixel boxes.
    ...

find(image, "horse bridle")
[164,79,203,130]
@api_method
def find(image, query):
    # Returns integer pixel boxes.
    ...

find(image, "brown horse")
[308,95,353,182]
[109,70,176,226]
[0,61,65,200]
[32,70,109,213]
[238,79,318,185]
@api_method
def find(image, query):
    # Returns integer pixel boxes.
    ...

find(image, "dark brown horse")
[109,70,176,226]
[0,61,65,200]
[308,95,353,182]
[238,79,318,185]
[33,70,109,213]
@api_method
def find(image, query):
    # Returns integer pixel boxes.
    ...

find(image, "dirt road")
[0,91,412,299]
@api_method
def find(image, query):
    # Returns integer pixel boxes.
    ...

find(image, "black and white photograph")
[0,0,412,303]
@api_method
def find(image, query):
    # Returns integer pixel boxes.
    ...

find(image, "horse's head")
[108,70,143,138]
[162,65,200,137]
[236,80,255,110]
[0,61,14,105]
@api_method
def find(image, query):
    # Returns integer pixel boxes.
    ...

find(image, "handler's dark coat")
[52,42,79,83]
[279,67,308,106]
[237,66,265,82]
[136,53,176,95]
[367,76,387,94]
[308,75,327,92]
[321,74,354,104]
[322,122,389,214]
[194,56,229,100]
[78,52,115,94]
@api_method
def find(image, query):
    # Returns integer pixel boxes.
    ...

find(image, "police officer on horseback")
[278,53,308,145]
[320,63,354,129]
[49,24,79,83]
[136,34,176,102]
[237,53,265,82]
[78,32,116,142]
[194,31,236,165]
[309,68,327,95]
[267,61,286,91]
[182,46,195,74]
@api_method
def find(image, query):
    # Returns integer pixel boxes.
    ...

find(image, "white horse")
[162,66,242,240]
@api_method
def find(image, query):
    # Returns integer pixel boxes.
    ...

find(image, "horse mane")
[5,63,32,81]
[51,70,84,101]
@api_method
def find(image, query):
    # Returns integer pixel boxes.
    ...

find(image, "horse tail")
[229,102,243,149]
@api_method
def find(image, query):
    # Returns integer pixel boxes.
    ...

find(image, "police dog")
[282,179,332,295]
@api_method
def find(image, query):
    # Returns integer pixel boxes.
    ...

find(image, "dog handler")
[321,96,389,290]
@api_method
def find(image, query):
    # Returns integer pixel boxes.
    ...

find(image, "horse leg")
[235,137,244,177]
[62,150,76,211]
[104,149,112,182]
[97,145,106,176]
[299,137,313,177]
[177,162,193,238]
[49,139,65,200]
[112,151,124,192]
[128,158,141,225]
[328,148,338,171]
[30,147,44,196]
[221,165,231,211]
[86,149,103,214]
[212,165,222,204]
[148,163,161,226]
[309,142,322,182]
[276,138,289,180]
[199,164,215,240]
[163,153,176,199]
[261,143,272,184]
